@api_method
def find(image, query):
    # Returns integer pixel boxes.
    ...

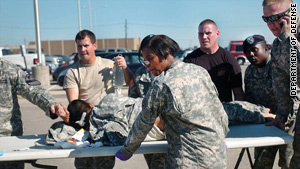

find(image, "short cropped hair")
[199,19,218,29]
[262,0,292,6]
[75,29,96,44]
[138,34,179,59]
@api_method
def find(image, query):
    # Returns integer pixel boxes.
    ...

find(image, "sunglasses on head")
[262,8,290,23]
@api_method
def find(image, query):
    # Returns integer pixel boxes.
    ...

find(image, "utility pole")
[34,0,43,65]
[125,19,127,49]
[88,0,92,31]
[33,0,49,87]
[93,8,97,38]
[78,0,81,31]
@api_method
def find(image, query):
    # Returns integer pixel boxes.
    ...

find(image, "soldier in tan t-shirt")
[64,56,114,105]
[63,30,133,169]
[63,29,133,106]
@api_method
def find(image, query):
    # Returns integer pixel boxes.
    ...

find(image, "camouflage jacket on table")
[128,66,154,98]
[46,93,143,146]
[121,60,229,169]
[0,59,60,137]
[244,61,277,113]
[271,23,300,124]
[46,94,267,145]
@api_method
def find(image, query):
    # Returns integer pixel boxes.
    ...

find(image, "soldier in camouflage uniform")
[130,62,269,126]
[128,65,269,168]
[0,58,68,169]
[115,34,229,168]
[128,66,166,169]
[262,0,300,168]
[243,34,294,169]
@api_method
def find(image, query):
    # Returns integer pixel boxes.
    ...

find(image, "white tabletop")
[0,124,293,161]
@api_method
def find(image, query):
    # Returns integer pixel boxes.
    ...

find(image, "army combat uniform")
[245,61,294,169]
[47,93,167,169]
[275,23,300,169]
[128,66,154,98]
[46,90,267,168]
[120,61,229,168]
[131,66,267,126]
[0,59,60,169]
[128,66,166,169]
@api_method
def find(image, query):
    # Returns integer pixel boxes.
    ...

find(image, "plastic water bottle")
[112,54,125,95]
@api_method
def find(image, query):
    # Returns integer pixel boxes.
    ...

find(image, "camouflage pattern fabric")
[129,66,165,169]
[46,94,144,145]
[223,101,266,125]
[271,26,300,125]
[291,107,300,169]
[287,24,300,169]
[129,65,269,168]
[128,66,154,98]
[245,62,277,113]
[46,94,143,169]
[0,59,60,137]
[121,61,229,168]
[245,60,295,168]
[0,59,61,169]
[46,90,269,169]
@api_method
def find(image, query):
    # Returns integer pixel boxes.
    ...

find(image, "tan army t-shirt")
[63,57,114,106]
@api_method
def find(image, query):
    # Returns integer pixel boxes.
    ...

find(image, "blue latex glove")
[115,149,132,161]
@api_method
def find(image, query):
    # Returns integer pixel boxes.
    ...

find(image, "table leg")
[234,148,246,169]
[246,148,254,168]
[25,160,57,169]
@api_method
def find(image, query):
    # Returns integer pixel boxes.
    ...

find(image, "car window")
[235,45,244,52]
[124,55,131,65]
[131,55,139,64]
[174,52,184,58]
[2,49,11,55]
[108,49,115,52]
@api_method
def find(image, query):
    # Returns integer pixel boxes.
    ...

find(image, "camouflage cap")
[243,35,266,53]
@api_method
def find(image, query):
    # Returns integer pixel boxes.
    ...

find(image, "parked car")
[57,68,68,86]
[174,50,193,61]
[227,41,248,65]
[46,62,57,74]
[54,55,71,66]
[103,52,142,74]
[45,55,65,67]
[103,48,131,53]
[53,52,114,85]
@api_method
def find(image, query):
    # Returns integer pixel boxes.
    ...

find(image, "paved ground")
[19,63,281,169]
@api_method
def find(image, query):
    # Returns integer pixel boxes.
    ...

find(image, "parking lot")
[19,63,281,169]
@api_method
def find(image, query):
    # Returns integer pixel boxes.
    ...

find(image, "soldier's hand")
[279,13,291,34]
[114,55,127,69]
[50,104,69,123]
[266,120,285,131]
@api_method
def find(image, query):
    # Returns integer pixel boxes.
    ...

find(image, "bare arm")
[65,88,79,103]
[123,67,134,86]
[232,87,245,101]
